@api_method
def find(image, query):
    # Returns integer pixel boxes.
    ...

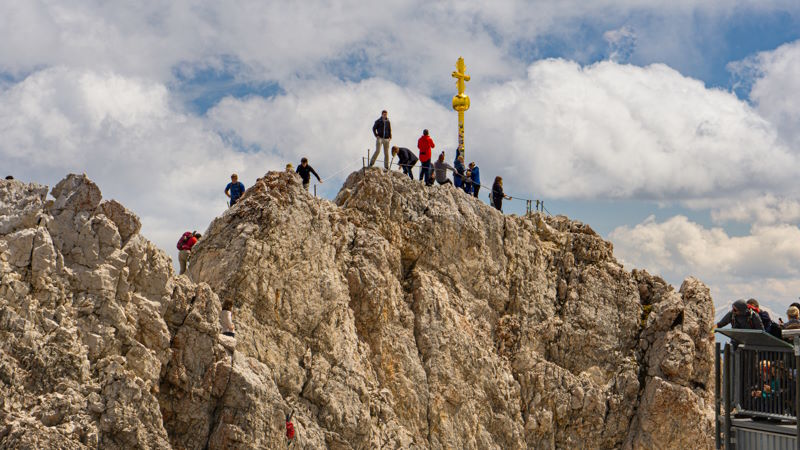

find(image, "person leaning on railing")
[716,299,764,330]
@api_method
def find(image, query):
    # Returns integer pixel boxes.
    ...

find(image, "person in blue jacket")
[468,162,481,198]
[453,155,466,188]
[225,173,246,207]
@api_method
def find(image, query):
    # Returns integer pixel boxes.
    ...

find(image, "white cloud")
[610,215,800,316]
[0,66,278,255]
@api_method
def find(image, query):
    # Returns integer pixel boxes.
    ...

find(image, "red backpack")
[176,232,193,250]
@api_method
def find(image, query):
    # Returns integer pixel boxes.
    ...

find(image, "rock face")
[0,171,715,449]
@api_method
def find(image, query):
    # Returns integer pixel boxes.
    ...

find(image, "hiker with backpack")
[296,157,322,191]
[716,299,764,330]
[177,231,201,275]
[225,174,246,207]
[392,146,418,179]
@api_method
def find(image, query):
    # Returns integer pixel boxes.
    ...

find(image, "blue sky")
[2,1,800,318]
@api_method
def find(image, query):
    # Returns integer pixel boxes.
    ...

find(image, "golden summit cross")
[451,57,471,158]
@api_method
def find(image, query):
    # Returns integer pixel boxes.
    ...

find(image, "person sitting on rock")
[433,152,455,186]
[747,298,781,337]
[392,146,418,180]
[716,299,764,330]
[220,300,235,337]
[177,231,201,275]
[225,173,246,207]
[296,157,322,191]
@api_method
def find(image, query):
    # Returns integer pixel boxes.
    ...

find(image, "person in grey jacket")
[716,299,764,330]
[433,152,455,185]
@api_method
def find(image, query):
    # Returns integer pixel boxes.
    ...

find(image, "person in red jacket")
[417,129,435,186]
[177,231,201,275]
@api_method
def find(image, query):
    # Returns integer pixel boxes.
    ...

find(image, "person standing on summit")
[224,174,246,207]
[417,129,435,186]
[370,110,392,170]
[296,157,322,191]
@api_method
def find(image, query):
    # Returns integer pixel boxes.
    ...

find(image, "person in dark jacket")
[392,146,417,179]
[468,162,480,198]
[296,157,322,191]
[747,298,781,337]
[370,110,392,170]
[716,299,764,330]
[453,155,466,188]
[491,176,512,211]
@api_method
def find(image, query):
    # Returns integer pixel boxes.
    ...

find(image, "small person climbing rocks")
[286,410,297,447]
[296,157,322,191]
[176,231,201,275]
[220,300,235,337]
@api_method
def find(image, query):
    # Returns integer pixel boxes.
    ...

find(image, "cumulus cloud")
[0,67,278,252]
[610,216,800,315]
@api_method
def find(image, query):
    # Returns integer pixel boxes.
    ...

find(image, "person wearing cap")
[296,157,322,191]
[392,146,418,179]
[716,299,764,330]
[417,129,435,186]
[225,174,246,207]
[370,110,392,170]
[433,152,455,186]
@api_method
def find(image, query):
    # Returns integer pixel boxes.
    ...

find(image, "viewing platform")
[716,328,800,449]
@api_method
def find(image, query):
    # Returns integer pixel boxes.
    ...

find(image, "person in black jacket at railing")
[716,299,764,330]
[391,146,417,179]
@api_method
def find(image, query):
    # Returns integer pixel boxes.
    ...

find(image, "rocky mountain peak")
[0,170,715,449]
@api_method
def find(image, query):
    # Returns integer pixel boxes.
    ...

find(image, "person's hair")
[381,110,387,114]
[391,146,398,153]
[468,162,475,167]
[438,152,445,161]
[4,175,13,180]
[301,157,308,163]
[791,302,800,311]
[222,299,234,310]
[747,298,759,307]
[286,163,293,170]
[423,129,429,136]
[458,155,464,162]
[788,306,800,319]
[494,176,503,186]
[193,231,202,238]
[231,173,238,179]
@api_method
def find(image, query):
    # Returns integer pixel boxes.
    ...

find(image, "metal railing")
[738,347,797,419]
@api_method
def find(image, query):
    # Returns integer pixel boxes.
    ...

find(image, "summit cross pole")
[451,57,471,159]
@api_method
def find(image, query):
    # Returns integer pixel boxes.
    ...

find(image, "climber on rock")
[176,231,201,275]
[491,176,512,212]
[417,129,435,186]
[225,173,246,207]
[220,299,235,337]
[286,410,297,447]
[716,299,764,330]
[296,157,322,191]
[392,146,418,180]
[433,152,455,186]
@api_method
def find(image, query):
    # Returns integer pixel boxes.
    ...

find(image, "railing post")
[313,184,317,197]
[715,342,721,449]
[795,336,800,447]
[724,342,732,450]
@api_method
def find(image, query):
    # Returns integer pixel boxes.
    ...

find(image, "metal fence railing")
[738,347,797,419]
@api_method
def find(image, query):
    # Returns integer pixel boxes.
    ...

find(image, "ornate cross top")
[452,57,471,96]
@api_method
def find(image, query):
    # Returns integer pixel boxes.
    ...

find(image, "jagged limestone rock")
[0,171,715,449]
